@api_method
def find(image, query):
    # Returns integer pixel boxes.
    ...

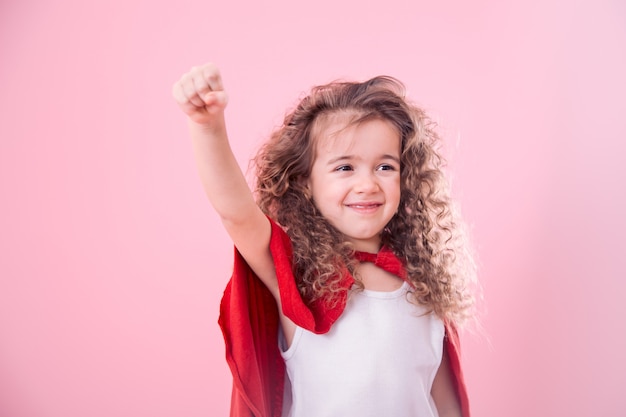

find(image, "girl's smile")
[345,201,383,211]
[306,117,401,253]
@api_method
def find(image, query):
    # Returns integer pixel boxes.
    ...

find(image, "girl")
[172,63,475,417]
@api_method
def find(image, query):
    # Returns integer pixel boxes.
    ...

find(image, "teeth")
[350,204,379,208]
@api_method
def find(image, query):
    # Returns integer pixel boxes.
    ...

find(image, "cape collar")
[353,246,407,280]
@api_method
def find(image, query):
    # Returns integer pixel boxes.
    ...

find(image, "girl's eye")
[377,164,396,171]
[335,165,353,172]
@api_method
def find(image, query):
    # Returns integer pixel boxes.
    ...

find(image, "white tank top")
[280,282,444,417]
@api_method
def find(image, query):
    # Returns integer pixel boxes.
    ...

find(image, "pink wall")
[2,0,625,416]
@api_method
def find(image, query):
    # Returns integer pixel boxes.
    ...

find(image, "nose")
[353,171,380,193]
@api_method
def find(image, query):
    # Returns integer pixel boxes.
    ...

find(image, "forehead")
[311,112,401,155]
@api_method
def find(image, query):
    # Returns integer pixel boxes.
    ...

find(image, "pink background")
[2,0,625,416]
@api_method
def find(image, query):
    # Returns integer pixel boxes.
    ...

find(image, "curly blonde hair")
[253,76,475,325]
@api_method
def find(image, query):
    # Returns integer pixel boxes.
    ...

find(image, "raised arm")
[171,64,277,295]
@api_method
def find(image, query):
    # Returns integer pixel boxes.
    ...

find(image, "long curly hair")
[253,76,475,325]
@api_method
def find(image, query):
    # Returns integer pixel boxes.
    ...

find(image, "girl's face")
[307,117,401,253]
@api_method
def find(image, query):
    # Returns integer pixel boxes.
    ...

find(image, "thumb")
[204,90,229,109]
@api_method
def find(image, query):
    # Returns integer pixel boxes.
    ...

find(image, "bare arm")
[171,64,277,296]
[431,344,463,417]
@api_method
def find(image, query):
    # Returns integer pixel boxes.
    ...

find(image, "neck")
[347,238,382,254]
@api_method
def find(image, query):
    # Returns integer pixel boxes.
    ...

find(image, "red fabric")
[353,247,407,280]
[218,219,470,417]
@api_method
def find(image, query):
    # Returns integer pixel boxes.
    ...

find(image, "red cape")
[218,219,470,417]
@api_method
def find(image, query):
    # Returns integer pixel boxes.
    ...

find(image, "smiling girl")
[172,63,476,417]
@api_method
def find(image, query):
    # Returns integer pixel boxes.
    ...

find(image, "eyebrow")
[326,154,401,165]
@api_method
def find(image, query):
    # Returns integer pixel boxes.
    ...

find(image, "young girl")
[172,63,475,417]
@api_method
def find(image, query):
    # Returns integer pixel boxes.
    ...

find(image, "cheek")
[390,183,402,211]
[314,186,340,206]
[311,184,346,215]
[388,177,401,197]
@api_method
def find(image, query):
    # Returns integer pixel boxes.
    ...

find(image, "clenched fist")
[172,63,229,126]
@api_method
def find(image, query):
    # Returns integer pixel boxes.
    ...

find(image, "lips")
[345,202,383,212]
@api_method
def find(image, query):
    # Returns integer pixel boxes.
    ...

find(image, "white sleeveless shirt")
[280,282,444,417]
